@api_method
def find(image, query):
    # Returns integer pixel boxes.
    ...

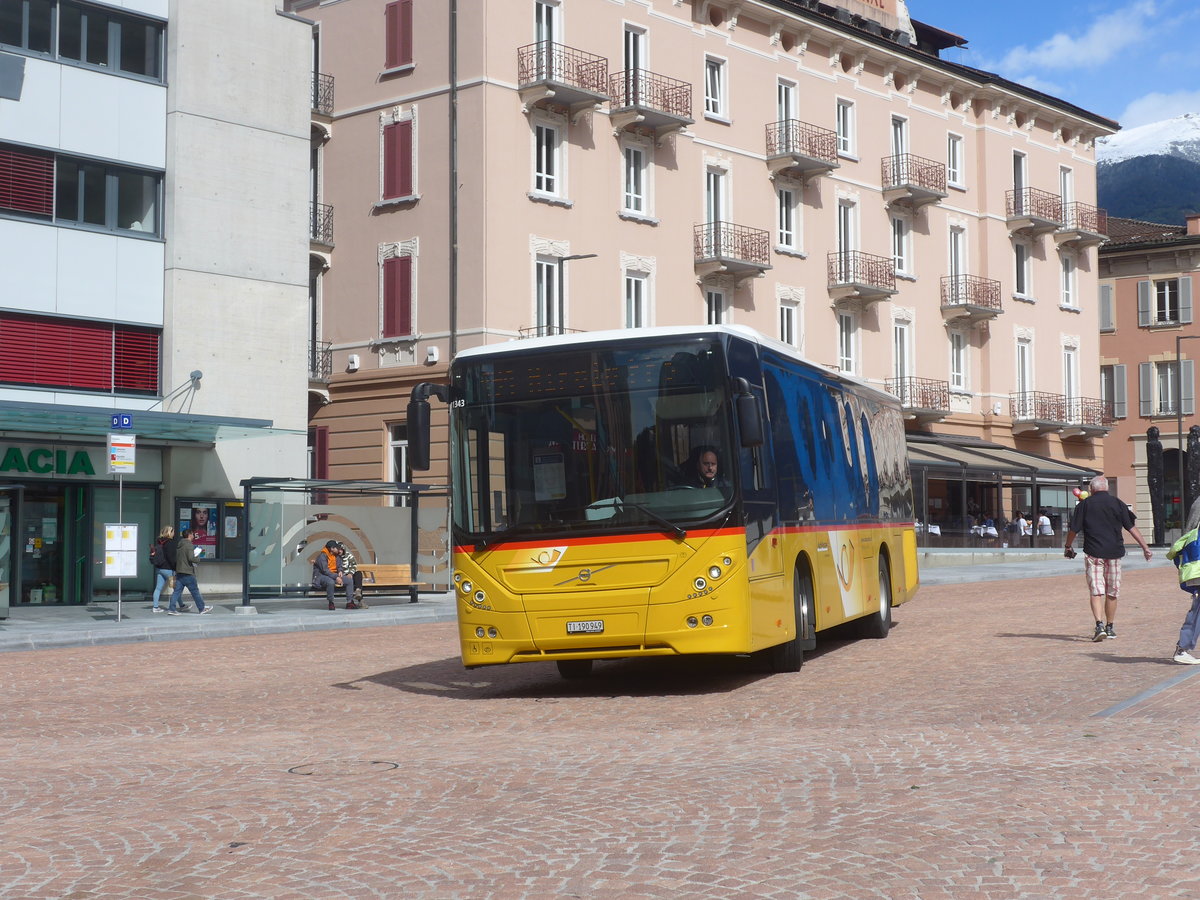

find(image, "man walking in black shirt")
[1063,475,1153,641]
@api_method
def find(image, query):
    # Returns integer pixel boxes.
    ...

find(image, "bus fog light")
[487,627,498,638]
[461,580,473,594]
[475,626,485,638]
[686,616,698,628]
[474,590,486,603]
[454,572,462,583]
[702,615,714,627]
[708,565,722,580]
[693,577,707,591]
[723,557,732,566]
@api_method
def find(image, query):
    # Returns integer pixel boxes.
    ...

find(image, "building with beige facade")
[290,0,1116,545]
[1099,215,1199,544]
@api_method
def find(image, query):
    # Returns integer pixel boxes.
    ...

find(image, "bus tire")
[860,556,893,639]
[763,564,815,673]
[556,659,594,679]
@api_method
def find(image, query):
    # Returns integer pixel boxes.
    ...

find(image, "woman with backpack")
[149,526,176,613]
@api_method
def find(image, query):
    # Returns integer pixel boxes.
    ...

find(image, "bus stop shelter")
[237,478,449,607]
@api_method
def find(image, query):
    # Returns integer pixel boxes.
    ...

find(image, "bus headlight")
[460,580,473,594]
[686,616,698,628]
[475,626,485,638]
[473,590,486,604]
[723,556,732,567]
[487,627,498,638]
[708,565,722,580]
[702,615,714,626]
[693,577,707,591]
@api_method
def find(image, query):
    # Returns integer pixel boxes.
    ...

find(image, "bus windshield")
[450,338,736,544]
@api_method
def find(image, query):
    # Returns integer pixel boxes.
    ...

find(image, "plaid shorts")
[1084,555,1122,598]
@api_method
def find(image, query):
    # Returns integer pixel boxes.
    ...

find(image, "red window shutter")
[113,328,160,393]
[383,256,413,338]
[382,120,413,200]
[385,0,413,70]
[0,144,54,217]
[310,426,330,479]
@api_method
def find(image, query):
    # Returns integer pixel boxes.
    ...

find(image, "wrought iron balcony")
[517,41,609,115]
[608,68,693,136]
[1006,187,1063,235]
[827,250,897,306]
[310,202,334,247]
[1060,396,1115,440]
[1055,201,1109,248]
[694,222,771,278]
[1010,390,1071,435]
[940,274,1003,325]
[311,72,334,117]
[765,119,839,181]
[885,376,950,425]
[309,341,332,382]
[881,153,947,209]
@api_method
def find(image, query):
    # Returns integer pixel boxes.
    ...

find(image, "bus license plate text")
[566,620,604,634]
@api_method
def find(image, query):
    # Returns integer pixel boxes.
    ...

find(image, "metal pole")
[1178,335,1200,520]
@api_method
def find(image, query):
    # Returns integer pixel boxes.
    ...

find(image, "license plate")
[566,619,604,634]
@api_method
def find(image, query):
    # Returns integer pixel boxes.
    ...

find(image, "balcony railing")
[1067,396,1115,427]
[518,41,609,96]
[827,250,896,293]
[1060,201,1107,235]
[609,68,692,120]
[1006,187,1062,223]
[309,341,332,381]
[886,376,950,412]
[881,153,947,195]
[694,221,771,270]
[941,275,1002,311]
[1010,390,1068,423]
[765,119,839,165]
[312,72,334,116]
[310,201,334,246]
[519,324,585,339]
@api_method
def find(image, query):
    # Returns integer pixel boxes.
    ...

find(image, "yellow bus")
[408,325,918,678]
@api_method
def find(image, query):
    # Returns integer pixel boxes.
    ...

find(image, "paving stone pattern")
[2,567,1199,899]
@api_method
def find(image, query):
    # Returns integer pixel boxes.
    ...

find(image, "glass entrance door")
[20,484,85,605]
[0,487,17,618]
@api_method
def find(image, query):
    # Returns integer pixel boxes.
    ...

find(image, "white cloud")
[1119,91,1200,129]
[996,1,1156,72]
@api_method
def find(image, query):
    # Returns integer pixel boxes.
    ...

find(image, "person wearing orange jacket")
[312,540,356,610]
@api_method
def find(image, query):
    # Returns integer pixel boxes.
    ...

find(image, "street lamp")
[555,253,598,335]
[1176,334,1200,523]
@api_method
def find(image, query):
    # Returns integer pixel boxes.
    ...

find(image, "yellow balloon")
[1079,491,1089,500]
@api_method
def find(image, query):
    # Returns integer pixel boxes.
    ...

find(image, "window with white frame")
[949,330,967,390]
[777,79,797,122]
[947,133,964,187]
[1060,253,1076,307]
[1014,241,1030,297]
[388,423,411,506]
[706,289,727,325]
[1157,279,1180,323]
[777,187,799,250]
[779,299,800,348]
[533,122,560,196]
[837,311,856,373]
[1156,361,1178,416]
[1062,344,1078,404]
[891,215,911,275]
[1101,364,1127,418]
[535,256,562,335]
[893,319,912,382]
[1137,277,1195,326]
[704,56,726,118]
[625,271,649,328]
[622,143,648,214]
[1015,337,1033,397]
[836,99,855,156]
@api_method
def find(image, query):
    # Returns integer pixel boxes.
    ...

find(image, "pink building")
[1099,215,1200,543]
[287,0,1116,545]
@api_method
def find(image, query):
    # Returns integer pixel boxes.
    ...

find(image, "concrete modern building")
[1098,215,1200,542]
[291,0,1116,545]
[0,0,311,611]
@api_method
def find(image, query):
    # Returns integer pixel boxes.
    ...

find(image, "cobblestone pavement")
[3,565,1199,899]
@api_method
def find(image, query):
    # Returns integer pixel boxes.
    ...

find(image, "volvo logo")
[555,564,615,587]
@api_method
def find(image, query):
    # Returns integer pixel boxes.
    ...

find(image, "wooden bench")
[357,563,425,603]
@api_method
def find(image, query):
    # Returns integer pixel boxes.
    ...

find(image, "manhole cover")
[287,760,399,777]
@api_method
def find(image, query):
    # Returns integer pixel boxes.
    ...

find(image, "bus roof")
[453,325,895,403]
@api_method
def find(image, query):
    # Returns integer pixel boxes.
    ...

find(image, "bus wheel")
[556,659,594,679]
[860,557,893,639]
[763,565,814,674]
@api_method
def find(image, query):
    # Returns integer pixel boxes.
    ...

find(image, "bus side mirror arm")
[407,382,451,471]
[732,377,764,448]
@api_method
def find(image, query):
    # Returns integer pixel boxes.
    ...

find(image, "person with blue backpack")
[1168,499,1200,664]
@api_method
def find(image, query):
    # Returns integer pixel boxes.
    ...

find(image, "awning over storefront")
[906,434,1099,482]
[0,399,303,443]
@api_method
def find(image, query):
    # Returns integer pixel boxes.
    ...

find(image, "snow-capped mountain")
[1097,113,1200,166]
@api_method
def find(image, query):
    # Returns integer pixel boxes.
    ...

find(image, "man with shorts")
[1063,475,1153,641]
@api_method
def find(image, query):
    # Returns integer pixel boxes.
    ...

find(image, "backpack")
[149,540,169,569]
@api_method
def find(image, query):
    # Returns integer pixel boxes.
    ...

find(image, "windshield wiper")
[614,499,686,540]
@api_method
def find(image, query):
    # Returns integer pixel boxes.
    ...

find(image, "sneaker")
[199,606,212,615]
[166,610,181,616]
[178,604,192,613]
[1105,624,1116,640]
[354,589,363,601]
[151,607,163,613]
[1174,648,1200,664]
[328,601,336,610]
[346,602,360,610]
[358,599,369,609]
[1092,623,1107,642]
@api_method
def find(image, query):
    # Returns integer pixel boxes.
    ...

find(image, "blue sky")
[907,0,1200,129]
